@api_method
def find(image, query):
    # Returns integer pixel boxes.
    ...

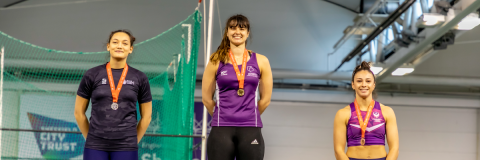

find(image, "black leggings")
[207,127,265,160]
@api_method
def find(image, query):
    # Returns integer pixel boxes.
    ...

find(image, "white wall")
[261,101,477,160]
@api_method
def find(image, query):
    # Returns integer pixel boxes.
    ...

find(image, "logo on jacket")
[247,66,255,72]
[221,70,228,76]
[123,80,135,85]
[372,112,382,122]
[247,73,258,78]
[102,78,107,84]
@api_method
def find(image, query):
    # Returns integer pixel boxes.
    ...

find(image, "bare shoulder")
[254,53,271,75]
[255,53,269,63]
[380,103,396,121]
[380,103,394,113]
[335,105,351,119]
[206,60,220,73]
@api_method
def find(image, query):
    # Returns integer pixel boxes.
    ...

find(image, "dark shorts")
[349,158,386,160]
[207,127,265,160]
[84,148,138,160]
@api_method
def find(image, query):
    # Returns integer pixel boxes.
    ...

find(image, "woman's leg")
[83,148,109,160]
[207,126,236,160]
[235,127,265,160]
[110,150,138,160]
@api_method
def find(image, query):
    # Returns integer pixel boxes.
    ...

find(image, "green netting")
[0,10,202,160]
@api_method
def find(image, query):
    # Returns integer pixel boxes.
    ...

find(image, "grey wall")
[192,88,480,159]
[0,0,359,72]
[261,100,477,160]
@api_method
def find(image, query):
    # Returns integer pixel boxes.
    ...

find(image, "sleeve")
[138,72,152,104]
[77,70,95,99]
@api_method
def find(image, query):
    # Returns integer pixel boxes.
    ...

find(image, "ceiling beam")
[334,0,417,71]
[376,0,480,82]
[3,0,27,8]
[323,0,359,13]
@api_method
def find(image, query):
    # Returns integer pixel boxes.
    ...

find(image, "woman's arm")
[383,105,399,160]
[74,95,90,139]
[333,107,350,160]
[202,61,218,116]
[257,54,272,114]
[137,101,152,143]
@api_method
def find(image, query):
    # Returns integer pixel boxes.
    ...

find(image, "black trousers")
[207,127,265,160]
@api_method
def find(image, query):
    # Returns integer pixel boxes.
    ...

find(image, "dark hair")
[105,30,136,62]
[210,14,250,64]
[352,61,375,82]
[107,29,136,46]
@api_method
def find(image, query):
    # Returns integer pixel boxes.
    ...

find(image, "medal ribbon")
[106,62,129,103]
[228,49,248,90]
[354,99,375,141]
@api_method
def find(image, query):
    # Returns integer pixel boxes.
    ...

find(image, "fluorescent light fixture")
[392,68,414,76]
[370,67,383,75]
[421,13,445,26]
[457,13,480,30]
[424,19,438,25]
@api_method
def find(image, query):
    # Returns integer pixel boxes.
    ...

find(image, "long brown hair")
[210,14,250,64]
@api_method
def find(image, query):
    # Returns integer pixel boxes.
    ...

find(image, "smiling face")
[107,32,133,60]
[352,70,376,99]
[226,18,250,46]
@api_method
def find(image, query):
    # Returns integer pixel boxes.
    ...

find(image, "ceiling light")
[456,13,480,30]
[422,13,445,26]
[392,68,414,76]
[370,67,383,75]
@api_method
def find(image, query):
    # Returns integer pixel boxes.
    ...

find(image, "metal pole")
[376,32,385,62]
[410,1,419,34]
[0,47,3,160]
[403,7,412,30]
[201,0,215,160]
[419,0,428,13]
[377,0,480,82]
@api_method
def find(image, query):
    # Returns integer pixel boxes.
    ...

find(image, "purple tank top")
[347,101,386,147]
[212,52,262,127]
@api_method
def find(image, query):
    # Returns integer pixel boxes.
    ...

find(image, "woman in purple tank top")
[202,14,273,160]
[333,61,399,160]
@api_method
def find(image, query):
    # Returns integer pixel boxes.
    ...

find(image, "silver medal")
[111,102,119,110]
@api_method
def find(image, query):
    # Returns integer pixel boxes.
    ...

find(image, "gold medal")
[237,89,245,96]
[361,138,365,146]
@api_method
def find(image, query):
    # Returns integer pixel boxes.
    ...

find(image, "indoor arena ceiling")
[1,0,480,95]
[323,0,361,13]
